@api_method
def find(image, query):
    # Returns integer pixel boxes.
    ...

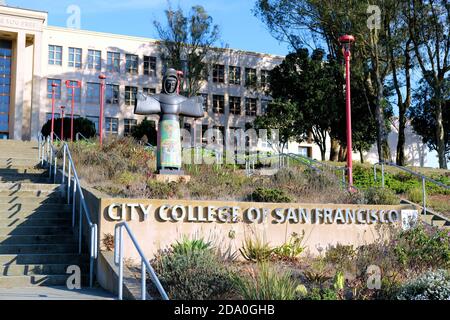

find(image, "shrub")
[363,187,399,205]
[407,187,423,203]
[102,233,114,251]
[397,269,450,300]
[324,244,356,272]
[394,224,450,271]
[41,117,96,140]
[305,287,338,300]
[239,236,274,262]
[250,187,293,203]
[233,263,299,300]
[273,232,305,260]
[132,117,157,146]
[153,246,233,300]
[171,236,212,255]
[146,180,181,199]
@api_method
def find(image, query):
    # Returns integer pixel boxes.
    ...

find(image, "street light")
[98,74,106,146]
[50,82,59,143]
[65,80,82,142]
[339,34,355,188]
[60,106,65,141]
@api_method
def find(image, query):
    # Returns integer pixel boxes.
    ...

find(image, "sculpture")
[134,68,204,174]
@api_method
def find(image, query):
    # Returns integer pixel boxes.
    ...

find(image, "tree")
[41,117,96,140]
[154,4,221,97]
[405,0,450,169]
[132,118,157,146]
[254,0,397,162]
[408,77,450,164]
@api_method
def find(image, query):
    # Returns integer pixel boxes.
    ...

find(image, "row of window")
[212,65,270,87]
[48,45,157,75]
[201,94,269,116]
[47,79,155,106]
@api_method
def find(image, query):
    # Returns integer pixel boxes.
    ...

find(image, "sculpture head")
[162,68,179,95]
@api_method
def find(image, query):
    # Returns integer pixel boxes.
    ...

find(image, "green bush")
[171,236,212,255]
[324,244,356,272]
[41,117,96,140]
[273,232,305,260]
[132,117,157,146]
[394,224,450,271]
[154,246,233,300]
[233,263,298,300]
[363,187,399,205]
[397,269,450,300]
[407,187,423,203]
[146,180,181,199]
[250,187,293,203]
[239,236,274,262]
[305,287,338,300]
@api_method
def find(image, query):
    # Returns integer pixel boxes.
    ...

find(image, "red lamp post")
[60,106,65,141]
[98,74,106,146]
[339,34,355,188]
[65,80,82,142]
[50,82,59,143]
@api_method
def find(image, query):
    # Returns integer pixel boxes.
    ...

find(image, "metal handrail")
[114,221,169,300]
[373,161,450,215]
[75,132,88,141]
[38,133,98,287]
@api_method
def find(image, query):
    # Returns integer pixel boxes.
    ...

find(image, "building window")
[245,98,257,116]
[47,79,61,99]
[261,99,270,115]
[66,80,81,102]
[105,84,120,104]
[201,94,208,112]
[213,125,225,145]
[229,66,241,85]
[105,117,119,135]
[48,45,62,65]
[143,56,157,76]
[212,64,225,83]
[107,52,121,72]
[212,95,224,114]
[143,87,156,95]
[124,119,137,136]
[126,54,139,74]
[245,68,257,86]
[298,146,311,157]
[86,116,99,132]
[229,96,241,115]
[88,50,101,70]
[125,86,138,106]
[261,70,270,88]
[68,47,82,68]
[87,82,101,104]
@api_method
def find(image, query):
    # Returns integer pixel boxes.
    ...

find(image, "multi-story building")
[0,5,306,152]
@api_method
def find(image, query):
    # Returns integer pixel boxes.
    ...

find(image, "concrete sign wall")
[84,191,419,262]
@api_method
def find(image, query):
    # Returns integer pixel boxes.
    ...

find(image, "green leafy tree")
[41,117,96,140]
[132,118,157,146]
[154,4,222,97]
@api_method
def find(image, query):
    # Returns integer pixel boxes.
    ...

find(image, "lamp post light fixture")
[339,34,355,189]
[98,74,106,146]
[50,82,59,143]
[65,80,82,142]
[60,106,65,141]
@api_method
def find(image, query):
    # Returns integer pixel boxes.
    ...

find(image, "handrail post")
[79,200,83,254]
[422,177,427,215]
[373,164,377,182]
[72,179,77,227]
[67,165,71,204]
[118,226,124,300]
[53,156,57,184]
[141,259,146,300]
[381,162,385,188]
[62,146,66,185]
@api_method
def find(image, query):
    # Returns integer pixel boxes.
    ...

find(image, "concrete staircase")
[0,139,89,288]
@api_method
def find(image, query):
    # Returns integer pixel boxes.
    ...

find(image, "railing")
[38,133,98,287]
[374,161,450,215]
[75,132,88,141]
[114,221,169,300]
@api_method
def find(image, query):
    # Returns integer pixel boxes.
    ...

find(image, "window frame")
[107,51,121,73]
[126,54,139,74]
[229,66,241,85]
[125,86,138,106]
[88,49,102,70]
[212,94,225,114]
[68,47,82,68]
[212,64,225,83]
[48,45,62,66]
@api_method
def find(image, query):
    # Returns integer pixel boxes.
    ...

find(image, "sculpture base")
[155,173,191,183]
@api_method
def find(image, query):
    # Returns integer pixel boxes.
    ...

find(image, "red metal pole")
[60,106,65,141]
[344,48,353,187]
[70,87,74,142]
[99,75,106,146]
[50,83,58,143]
[176,70,183,94]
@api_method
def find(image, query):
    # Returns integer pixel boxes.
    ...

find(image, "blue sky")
[6,0,290,56]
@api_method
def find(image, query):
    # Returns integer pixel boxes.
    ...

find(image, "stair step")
[0,211,71,219]
[0,226,73,236]
[0,235,75,245]
[0,203,71,212]
[0,193,62,201]
[0,218,71,227]
[0,263,88,276]
[0,177,51,184]
[0,168,46,174]
[0,183,59,192]
[0,253,88,265]
[0,243,78,254]
[0,274,88,287]
[0,198,64,206]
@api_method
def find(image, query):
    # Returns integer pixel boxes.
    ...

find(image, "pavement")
[0,286,116,300]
